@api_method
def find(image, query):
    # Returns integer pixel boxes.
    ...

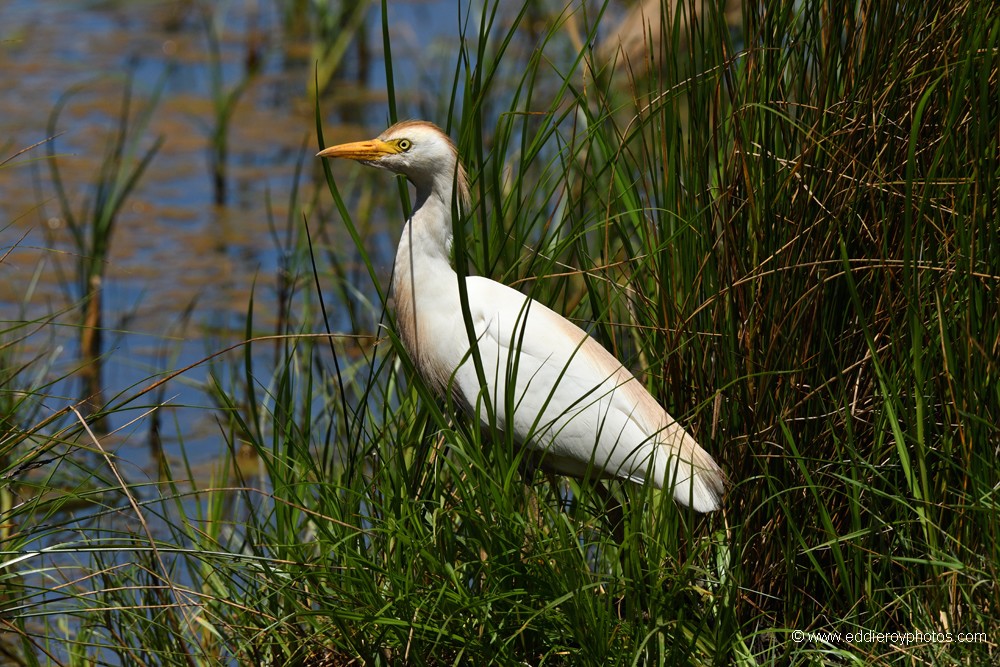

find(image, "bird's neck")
[390,181,464,381]
[395,184,456,277]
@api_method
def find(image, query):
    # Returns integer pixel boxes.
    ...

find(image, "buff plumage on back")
[318,120,725,513]
[457,275,726,512]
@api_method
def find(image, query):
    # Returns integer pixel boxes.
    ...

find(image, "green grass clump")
[2,0,998,664]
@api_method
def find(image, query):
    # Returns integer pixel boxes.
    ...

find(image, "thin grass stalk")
[44,77,163,430]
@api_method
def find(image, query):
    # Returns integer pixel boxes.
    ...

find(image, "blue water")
[0,0,480,470]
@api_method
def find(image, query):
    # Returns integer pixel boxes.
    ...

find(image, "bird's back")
[445,276,724,512]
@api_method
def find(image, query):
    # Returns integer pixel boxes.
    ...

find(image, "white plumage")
[318,120,725,512]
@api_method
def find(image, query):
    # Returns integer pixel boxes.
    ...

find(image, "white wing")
[446,276,724,512]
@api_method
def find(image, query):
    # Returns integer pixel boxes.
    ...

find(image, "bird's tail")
[658,428,726,513]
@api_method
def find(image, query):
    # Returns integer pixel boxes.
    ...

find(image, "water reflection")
[0,0,464,469]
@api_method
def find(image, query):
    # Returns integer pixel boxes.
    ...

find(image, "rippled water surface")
[1,0,470,467]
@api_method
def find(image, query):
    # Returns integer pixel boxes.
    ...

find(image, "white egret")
[317,120,724,512]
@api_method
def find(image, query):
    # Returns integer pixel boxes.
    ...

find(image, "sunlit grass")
[2,0,998,665]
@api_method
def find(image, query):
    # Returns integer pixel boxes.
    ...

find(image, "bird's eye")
[397,139,412,151]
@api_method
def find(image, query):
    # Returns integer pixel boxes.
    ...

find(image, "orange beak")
[316,138,400,161]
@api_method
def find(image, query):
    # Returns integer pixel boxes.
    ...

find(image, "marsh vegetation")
[1,0,998,664]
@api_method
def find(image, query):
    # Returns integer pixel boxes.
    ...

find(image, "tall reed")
[204,9,260,206]
[45,78,162,427]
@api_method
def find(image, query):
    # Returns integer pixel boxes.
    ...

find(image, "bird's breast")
[391,266,469,396]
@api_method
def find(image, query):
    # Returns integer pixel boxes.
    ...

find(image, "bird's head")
[317,120,469,209]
